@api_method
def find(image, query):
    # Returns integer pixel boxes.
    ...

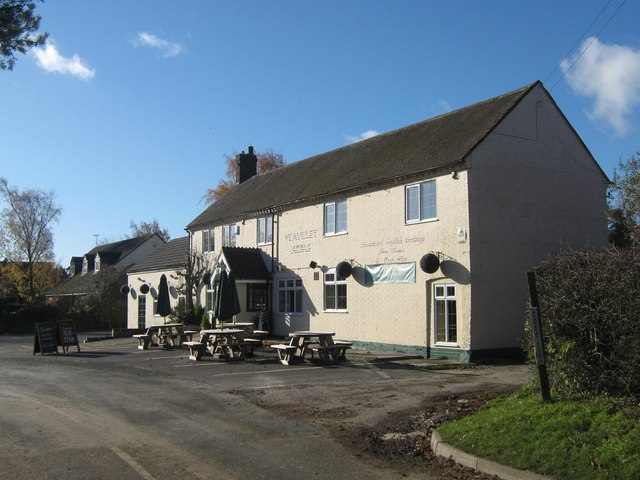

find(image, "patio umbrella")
[157,274,172,322]
[228,270,241,323]
[215,270,241,324]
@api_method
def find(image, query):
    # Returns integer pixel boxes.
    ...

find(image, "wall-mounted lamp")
[451,171,459,180]
[309,261,318,269]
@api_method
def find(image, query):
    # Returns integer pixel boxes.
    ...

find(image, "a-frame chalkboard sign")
[33,322,59,355]
[57,319,81,353]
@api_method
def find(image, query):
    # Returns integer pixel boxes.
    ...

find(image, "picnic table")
[133,323,195,350]
[183,329,247,361]
[271,331,351,365]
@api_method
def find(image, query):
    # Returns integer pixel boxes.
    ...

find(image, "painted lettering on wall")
[291,244,311,254]
[285,228,318,255]
[359,235,425,263]
[284,229,318,243]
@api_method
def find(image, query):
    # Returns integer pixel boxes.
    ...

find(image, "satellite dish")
[420,253,440,273]
[336,261,353,279]
[120,284,130,294]
[139,284,150,294]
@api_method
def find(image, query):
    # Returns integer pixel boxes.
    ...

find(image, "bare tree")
[0,177,61,302]
[203,148,285,204]
[174,250,210,323]
[129,218,170,242]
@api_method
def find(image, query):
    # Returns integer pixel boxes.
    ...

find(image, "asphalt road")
[0,334,532,480]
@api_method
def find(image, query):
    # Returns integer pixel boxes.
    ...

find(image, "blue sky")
[2,0,639,264]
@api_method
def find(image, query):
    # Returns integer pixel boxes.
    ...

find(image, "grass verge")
[437,385,640,479]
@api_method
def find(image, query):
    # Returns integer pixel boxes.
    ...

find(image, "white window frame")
[324,268,348,312]
[324,199,347,236]
[82,257,88,274]
[405,180,437,224]
[222,224,237,247]
[257,216,273,245]
[94,255,101,273]
[434,284,457,345]
[205,285,215,312]
[202,229,215,253]
[278,278,303,314]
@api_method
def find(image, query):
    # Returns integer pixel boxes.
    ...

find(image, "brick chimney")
[236,146,258,184]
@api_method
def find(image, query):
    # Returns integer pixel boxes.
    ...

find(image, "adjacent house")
[185,81,608,361]
[46,233,165,314]
[125,236,190,329]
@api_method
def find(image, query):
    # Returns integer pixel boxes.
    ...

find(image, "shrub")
[532,247,640,399]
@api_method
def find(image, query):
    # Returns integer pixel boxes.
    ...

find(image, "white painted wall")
[466,83,609,351]
[126,269,185,329]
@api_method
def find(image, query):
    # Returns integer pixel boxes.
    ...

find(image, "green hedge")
[533,248,640,399]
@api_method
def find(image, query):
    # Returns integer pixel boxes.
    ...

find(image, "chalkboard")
[57,320,81,353]
[33,322,59,355]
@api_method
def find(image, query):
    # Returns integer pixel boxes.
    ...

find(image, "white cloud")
[133,32,186,58]
[32,43,95,80]
[345,130,380,144]
[561,37,640,136]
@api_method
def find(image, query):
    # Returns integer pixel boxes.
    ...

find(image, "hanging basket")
[336,261,353,279]
[139,284,150,294]
[120,284,130,295]
[420,253,440,274]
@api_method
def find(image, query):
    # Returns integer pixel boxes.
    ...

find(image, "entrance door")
[434,284,457,344]
[138,295,146,329]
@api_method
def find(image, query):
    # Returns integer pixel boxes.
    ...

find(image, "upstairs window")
[257,216,273,245]
[94,255,101,273]
[222,225,237,247]
[202,229,215,253]
[324,199,347,235]
[406,180,436,223]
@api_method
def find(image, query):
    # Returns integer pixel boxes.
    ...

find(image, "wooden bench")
[133,334,152,350]
[271,344,298,365]
[241,338,263,357]
[311,344,351,364]
[183,341,208,360]
[333,341,353,360]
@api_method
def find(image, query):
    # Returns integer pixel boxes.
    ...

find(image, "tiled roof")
[87,233,159,261]
[45,264,130,296]
[128,236,190,274]
[187,82,538,229]
[221,247,271,281]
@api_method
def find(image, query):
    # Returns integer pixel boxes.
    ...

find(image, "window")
[434,284,457,344]
[205,285,215,312]
[278,278,303,314]
[202,229,215,252]
[324,199,347,235]
[257,216,273,245]
[222,225,237,247]
[247,283,268,311]
[94,255,101,273]
[324,268,347,311]
[82,257,88,274]
[137,295,146,329]
[406,180,436,223]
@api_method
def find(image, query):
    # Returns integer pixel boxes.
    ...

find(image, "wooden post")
[527,271,552,402]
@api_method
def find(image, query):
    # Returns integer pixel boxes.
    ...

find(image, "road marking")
[110,446,156,480]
